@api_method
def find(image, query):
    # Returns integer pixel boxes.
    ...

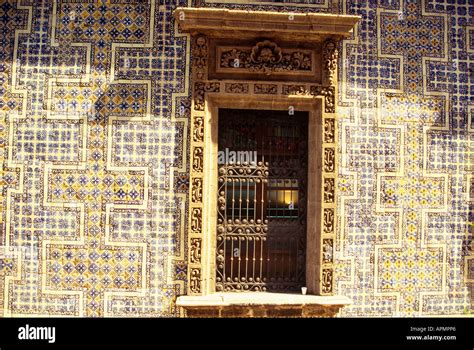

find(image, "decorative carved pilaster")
[323,40,338,86]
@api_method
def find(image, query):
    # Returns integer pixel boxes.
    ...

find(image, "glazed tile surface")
[0,0,472,316]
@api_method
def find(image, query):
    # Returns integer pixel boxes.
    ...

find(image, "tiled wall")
[0,0,472,317]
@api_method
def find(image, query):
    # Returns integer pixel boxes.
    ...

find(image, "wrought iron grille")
[216,109,308,292]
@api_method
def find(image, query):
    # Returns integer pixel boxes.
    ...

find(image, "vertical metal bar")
[239,179,242,223]
[253,182,256,223]
[230,237,234,283]
[237,236,241,284]
[232,179,235,221]
[252,235,256,285]
[246,180,249,221]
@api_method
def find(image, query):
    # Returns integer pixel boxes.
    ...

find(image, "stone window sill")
[177,293,351,318]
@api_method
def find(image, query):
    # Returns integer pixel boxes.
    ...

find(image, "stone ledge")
[177,293,352,318]
[174,8,360,42]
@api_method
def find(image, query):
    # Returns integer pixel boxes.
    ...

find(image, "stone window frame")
[175,7,358,315]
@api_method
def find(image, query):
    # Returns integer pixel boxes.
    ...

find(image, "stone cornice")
[174,7,359,42]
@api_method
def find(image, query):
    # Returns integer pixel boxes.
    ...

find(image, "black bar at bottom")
[0,317,472,349]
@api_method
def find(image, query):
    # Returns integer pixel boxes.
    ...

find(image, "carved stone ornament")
[192,147,203,172]
[281,85,335,113]
[190,238,202,264]
[254,84,277,94]
[194,82,220,111]
[323,239,334,263]
[324,178,335,203]
[323,208,335,234]
[322,268,333,294]
[324,118,335,143]
[191,177,203,203]
[323,40,338,86]
[281,84,311,96]
[220,40,312,76]
[192,35,208,81]
[310,85,335,113]
[324,148,335,173]
[191,208,202,233]
[225,83,249,94]
[190,268,201,293]
[193,116,204,142]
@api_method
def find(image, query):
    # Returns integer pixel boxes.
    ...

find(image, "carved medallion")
[218,40,313,76]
